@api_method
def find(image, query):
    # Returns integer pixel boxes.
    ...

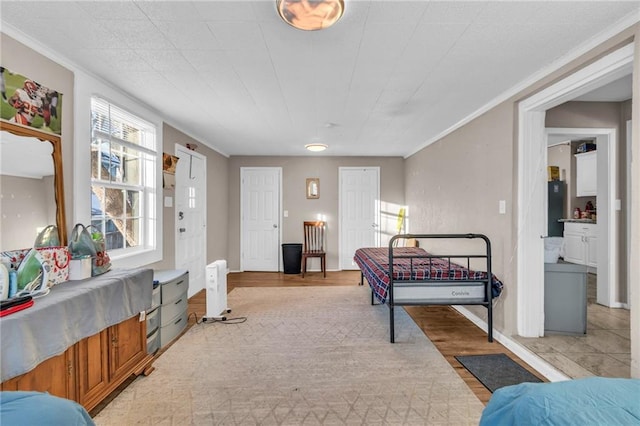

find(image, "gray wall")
[405,102,515,333]
[227,156,405,271]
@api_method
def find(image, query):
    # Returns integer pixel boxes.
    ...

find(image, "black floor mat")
[454,353,542,393]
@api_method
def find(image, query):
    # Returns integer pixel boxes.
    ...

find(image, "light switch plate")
[284,210,289,217]
[499,200,506,214]
[164,196,173,208]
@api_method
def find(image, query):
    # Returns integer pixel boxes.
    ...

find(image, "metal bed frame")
[357,233,496,343]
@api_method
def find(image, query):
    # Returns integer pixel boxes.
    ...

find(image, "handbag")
[68,224,111,276]
[0,248,31,272]
[36,247,70,286]
[87,225,111,276]
[33,224,61,248]
[33,225,69,286]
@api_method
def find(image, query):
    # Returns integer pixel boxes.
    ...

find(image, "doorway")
[240,167,281,271]
[546,127,618,307]
[338,167,380,270]
[517,43,633,338]
[175,145,207,298]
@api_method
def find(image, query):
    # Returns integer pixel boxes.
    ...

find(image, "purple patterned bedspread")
[354,247,503,304]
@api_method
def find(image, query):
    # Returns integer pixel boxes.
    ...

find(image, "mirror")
[0,121,67,249]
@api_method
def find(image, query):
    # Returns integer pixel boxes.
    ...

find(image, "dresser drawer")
[160,272,189,304]
[147,328,160,355]
[146,307,160,337]
[161,295,188,327]
[151,285,161,310]
[160,310,187,348]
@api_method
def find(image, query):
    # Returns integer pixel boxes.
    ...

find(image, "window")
[90,97,157,256]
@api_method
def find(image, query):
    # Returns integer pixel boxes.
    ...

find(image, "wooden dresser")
[0,268,155,412]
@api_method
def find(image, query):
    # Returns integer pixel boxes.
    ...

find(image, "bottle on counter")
[573,207,581,219]
[8,270,17,298]
[585,201,594,214]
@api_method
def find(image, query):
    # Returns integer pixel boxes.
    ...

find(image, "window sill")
[110,247,162,270]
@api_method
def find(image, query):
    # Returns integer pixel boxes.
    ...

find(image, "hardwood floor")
[185,270,546,405]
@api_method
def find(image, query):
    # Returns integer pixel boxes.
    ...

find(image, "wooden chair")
[302,221,326,278]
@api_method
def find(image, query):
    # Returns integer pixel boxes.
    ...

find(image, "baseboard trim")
[452,305,571,383]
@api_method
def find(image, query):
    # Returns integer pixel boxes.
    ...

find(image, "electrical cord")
[190,311,247,325]
[201,316,247,324]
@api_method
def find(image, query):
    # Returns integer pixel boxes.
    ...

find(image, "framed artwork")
[0,66,62,136]
[306,178,320,199]
[162,153,179,189]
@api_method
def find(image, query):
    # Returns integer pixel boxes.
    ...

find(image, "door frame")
[174,144,207,297]
[546,127,618,308]
[627,119,632,308]
[240,167,282,272]
[338,166,381,270]
[517,43,633,337]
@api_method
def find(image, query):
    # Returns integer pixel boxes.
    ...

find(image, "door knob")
[273,224,278,228]
[179,228,186,233]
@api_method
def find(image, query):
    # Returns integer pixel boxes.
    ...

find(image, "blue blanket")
[480,377,640,425]
[0,391,94,425]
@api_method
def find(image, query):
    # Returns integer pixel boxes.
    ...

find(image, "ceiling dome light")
[277,0,345,31]
[305,143,328,152]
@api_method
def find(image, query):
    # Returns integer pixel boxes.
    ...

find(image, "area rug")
[454,353,542,393]
[94,286,484,425]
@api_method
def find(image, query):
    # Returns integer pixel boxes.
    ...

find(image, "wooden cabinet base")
[1,315,154,413]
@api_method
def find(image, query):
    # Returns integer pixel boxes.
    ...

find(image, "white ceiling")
[1,1,638,157]
[573,74,633,102]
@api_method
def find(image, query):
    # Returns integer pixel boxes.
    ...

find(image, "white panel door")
[339,167,380,270]
[175,146,206,298]
[241,168,281,271]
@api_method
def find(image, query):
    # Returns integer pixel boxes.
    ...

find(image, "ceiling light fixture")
[305,143,328,152]
[277,0,345,31]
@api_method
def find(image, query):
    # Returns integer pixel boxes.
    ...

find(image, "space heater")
[204,259,231,321]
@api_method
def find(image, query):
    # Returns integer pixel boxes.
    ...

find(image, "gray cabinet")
[145,281,161,355]
[154,269,189,349]
[544,262,588,335]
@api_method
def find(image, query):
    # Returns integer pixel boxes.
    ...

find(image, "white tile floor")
[515,274,631,379]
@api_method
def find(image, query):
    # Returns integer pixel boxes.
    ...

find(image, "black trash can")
[282,243,303,274]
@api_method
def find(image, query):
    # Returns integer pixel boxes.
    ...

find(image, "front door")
[175,145,207,298]
[339,167,380,270]
[241,167,281,271]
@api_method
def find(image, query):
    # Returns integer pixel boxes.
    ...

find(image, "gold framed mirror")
[0,120,67,246]
[306,177,320,199]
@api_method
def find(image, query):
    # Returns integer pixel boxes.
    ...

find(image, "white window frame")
[74,72,163,268]
[90,96,157,258]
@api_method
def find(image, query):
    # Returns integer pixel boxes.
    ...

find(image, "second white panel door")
[241,167,281,271]
[339,167,380,270]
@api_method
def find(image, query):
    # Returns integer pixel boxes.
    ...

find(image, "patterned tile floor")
[514,274,631,379]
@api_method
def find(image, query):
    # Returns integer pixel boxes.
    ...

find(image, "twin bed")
[354,233,503,343]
